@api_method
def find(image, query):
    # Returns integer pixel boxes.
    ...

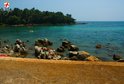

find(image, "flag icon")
[4,2,10,8]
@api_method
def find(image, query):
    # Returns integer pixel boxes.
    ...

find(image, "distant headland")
[0,8,75,26]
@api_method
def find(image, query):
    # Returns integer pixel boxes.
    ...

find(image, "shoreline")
[0,23,76,27]
[0,57,124,66]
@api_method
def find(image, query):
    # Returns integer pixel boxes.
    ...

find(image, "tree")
[0,8,75,25]
[7,15,20,25]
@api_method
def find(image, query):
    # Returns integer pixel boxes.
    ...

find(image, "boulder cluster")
[0,38,123,62]
[14,39,28,56]
[56,40,101,61]
[0,39,28,57]
[35,38,61,60]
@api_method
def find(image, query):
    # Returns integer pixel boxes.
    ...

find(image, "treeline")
[0,8,75,25]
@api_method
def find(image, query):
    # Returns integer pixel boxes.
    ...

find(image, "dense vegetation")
[0,8,75,25]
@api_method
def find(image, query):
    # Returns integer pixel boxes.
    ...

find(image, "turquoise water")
[0,21,124,60]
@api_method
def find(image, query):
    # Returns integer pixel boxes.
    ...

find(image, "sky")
[0,0,124,21]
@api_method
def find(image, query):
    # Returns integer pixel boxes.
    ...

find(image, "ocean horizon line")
[76,21,124,22]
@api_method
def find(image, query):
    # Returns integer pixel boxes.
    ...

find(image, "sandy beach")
[0,57,123,84]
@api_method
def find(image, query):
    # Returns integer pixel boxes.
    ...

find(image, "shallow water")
[0,21,124,60]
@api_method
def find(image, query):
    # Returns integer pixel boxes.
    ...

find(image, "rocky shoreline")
[0,38,123,62]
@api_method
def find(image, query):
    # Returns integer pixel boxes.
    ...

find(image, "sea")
[0,21,124,61]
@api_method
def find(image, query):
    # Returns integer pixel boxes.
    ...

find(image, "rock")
[86,56,101,61]
[3,40,7,43]
[35,40,39,46]
[16,39,22,45]
[96,44,102,49]
[62,57,69,60]
[34,46,41,57]
[2,46,10,53]
[48,41,53,46]
[62,41,71,48]
[0,40,2,47]
[68,45,79,51]
[79,51,90,56]
[53,55,61,60]
[70,56,78,60]
[14,44,20,52]
[26,40,29,42]
[117,59,124,62]
[47,55,53,59]
[20,47,28,55]
[35,38,53,47]
[78,51,90,60]
[5,45,10,49]
[56,46,65,52]
[69,51,79,58]
[9,50,14,56]
[113,54,121,61]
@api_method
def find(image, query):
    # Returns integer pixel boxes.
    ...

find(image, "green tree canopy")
[0,8,75,25]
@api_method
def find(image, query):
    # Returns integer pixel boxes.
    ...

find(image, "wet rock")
[69,51,79,58]
[13,39,28,57]
[117,59,124,62]
[53,55,61,60]
[16,39,22,45]
[26,40,29,42]
[35,40,40,46]
[48,41,53,46]
[35,46,41,57]
[70,56,78,60]
[85,56,101,61]
[19,47,28,55]
[2,45,10,53]
[113,54,121,61]
[96,44,102,49]
[62,57,69,60]
[79,51,90,56]
[40,52,48,59]
[14,44,20,52]
[78,51,90,60]
[56,46,65,52]
[35,46,58,59]
[9,50,14,56]
[62,41,71,48]
[5,45,10,49]
[3,40,7,43]
[68,45,79,51]
[0,40,2,47]
[35,38,53,47]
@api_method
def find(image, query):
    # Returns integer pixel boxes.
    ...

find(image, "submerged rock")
[113,54,121,61]
[96,44,102,49]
